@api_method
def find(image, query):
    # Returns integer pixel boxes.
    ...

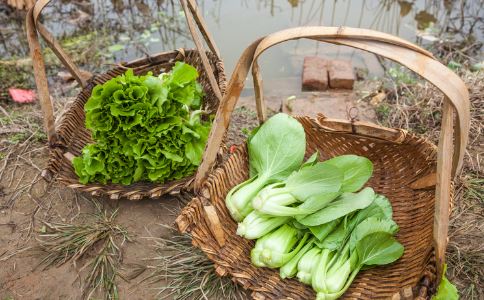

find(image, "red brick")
[302,56,328,91]
[328,60,355,89]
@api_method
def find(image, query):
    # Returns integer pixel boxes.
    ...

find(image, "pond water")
[1,0,482,92]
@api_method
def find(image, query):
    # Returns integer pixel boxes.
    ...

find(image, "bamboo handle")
[185,0,221,59]
[194,27,470,282]
[180,0,223,102]
[31,0,89,87]
[26,0,96,144]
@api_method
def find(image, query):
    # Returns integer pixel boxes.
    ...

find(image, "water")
[1,0,482,91]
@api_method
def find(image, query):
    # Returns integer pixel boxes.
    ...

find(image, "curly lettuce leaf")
[73,63,211,185]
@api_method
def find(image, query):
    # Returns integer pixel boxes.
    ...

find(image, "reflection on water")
[0,0,482,88]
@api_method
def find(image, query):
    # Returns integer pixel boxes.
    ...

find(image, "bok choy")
[237,210,290,240]
[225,113,306,221]
[251,224,310,268]
[252,162,343,216]
[251,154,373,217]
[312,232,403,300]
[223,113,404,300]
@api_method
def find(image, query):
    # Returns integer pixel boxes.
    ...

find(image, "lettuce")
[73,62,211,185]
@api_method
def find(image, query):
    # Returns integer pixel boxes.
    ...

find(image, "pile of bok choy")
[226,113,404,300]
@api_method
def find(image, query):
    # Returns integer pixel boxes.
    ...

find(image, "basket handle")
[180,0,223,103]
[26,0,222,145]
[194,27,470,281]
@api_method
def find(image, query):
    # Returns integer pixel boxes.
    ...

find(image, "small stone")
[328,60,355,89]
[302,56,328,91]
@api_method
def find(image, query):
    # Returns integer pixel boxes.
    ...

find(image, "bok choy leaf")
[298,187,376,226]
[251,162,343,216]
[323,155,373,192]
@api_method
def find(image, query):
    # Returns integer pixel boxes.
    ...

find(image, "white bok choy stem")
[251,224,310,268]
[279,237,316,279]
[296,246,322,284]
[236,210,291,240]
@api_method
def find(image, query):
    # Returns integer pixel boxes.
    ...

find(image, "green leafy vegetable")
[280,238,315,279]
[296,246,321,284]
[315,217,349,250]
[312,232,403,300]
[221,113,404,299]
[349,217,399,251]
[298,187,376,226]
[73,63,210,185]
[236,210,290,240]
[300,151,319,169]
[251,224,309,268]
[323,155,373,192]
[356,232,404,266]
[309,218,342,242]
[252,162,343,216]
[432,264,459,300]
[225,113,306,221]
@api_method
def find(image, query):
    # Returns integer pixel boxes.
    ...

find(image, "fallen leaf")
[8,88,36,103]
[58,70,92,84]
[108,44,125,53]
[370,91,386,106]
[471,61,484,72]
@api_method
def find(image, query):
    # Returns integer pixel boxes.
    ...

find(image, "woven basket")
[26,0,226,200]
[177,27,470,299]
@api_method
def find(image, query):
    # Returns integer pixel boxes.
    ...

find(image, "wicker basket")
[26,0,226,200]
[177,27,470,299]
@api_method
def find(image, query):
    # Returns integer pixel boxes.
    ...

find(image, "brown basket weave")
[26,0,226,200]
[177,27,470,299]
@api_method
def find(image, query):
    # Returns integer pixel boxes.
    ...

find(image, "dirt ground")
[0,138,181,299]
